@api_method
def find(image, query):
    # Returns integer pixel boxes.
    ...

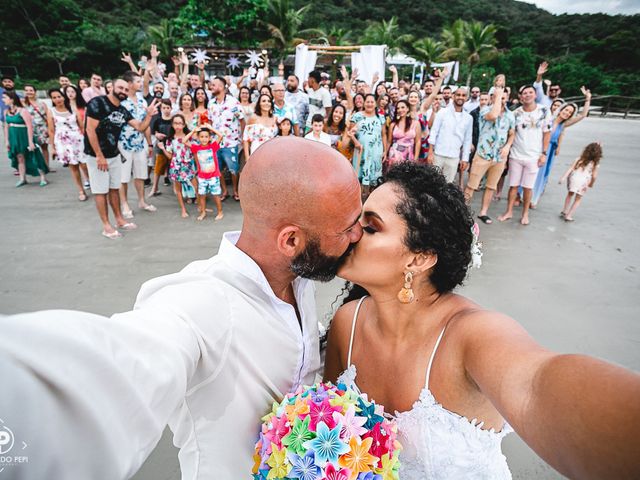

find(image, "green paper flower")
[282,415,316,456]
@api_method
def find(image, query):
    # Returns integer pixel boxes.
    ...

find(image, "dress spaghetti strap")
[425,325,448,389]
[346,296,368,368]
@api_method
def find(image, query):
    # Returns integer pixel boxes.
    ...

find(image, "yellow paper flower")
[375,452,400,480]
[329,392,357,413]
[338,436,379,480]
[266,443,290,479]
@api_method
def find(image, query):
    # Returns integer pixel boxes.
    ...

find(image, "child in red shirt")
[185,125,224,221]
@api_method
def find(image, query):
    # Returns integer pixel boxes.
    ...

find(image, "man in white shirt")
[427,87,473,182]
[305,70,332,134]
[498,85,551,226]
[464,86,481,112]
[0,137,363,479]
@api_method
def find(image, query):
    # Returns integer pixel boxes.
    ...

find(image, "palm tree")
[146,19,178,60]
[309,27,353,46]
[360,17,413,56]
[441,19,466,61]
[260,0,322,59]
[460,21,498,85]
[442,20,498,86]
[411,37,446,66]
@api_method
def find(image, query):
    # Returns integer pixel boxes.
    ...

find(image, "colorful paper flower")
[303,421,350,467]
[308,398,341,431]
[264,414,291,447]
[333,404,368,441]
[325,463,351,480]
[362,423,390,462]
[282,416,315,456]
[357,473,382,480]
[357,397,384,430]
[338,436,379,479]
[288,450,322,480]
[375,452,400,480]
[266,443,291,479]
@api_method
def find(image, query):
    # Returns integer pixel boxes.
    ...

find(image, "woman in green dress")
[2,90,49,187]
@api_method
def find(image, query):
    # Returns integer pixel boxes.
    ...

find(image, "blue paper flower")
[357,397,384,430]
[288,450,322,480]
[357,472,383,480]
[303,421,350,467]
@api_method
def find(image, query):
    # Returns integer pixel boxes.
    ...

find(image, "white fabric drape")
[430,61,460,83]
[294,44,317,83]
[352,45,386,85]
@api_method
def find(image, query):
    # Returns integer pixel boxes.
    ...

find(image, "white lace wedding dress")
[336,297,513,479]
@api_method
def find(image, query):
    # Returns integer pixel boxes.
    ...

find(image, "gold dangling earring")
[397,271,415,304]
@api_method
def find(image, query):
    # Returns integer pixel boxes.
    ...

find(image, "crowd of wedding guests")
[0,46,598,238]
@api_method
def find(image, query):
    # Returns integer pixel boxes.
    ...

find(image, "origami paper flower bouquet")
[253,382,402,480]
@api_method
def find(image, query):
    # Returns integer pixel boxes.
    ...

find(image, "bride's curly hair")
[342,162,474,303]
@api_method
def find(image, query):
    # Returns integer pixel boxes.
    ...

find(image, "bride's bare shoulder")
[329,299,362,339]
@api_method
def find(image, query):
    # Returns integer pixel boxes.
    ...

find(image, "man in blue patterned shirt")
[118,70,157,218]
[464,86,515,224]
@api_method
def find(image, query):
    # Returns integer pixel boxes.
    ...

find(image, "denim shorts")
[217,146,239,174]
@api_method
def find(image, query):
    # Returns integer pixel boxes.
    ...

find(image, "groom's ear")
[276,225,303,258]
[405,252,437,274]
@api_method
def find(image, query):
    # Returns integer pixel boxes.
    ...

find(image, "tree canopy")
[1,0,638,95]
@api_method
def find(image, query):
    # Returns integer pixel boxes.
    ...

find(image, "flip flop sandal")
[141,204,157,212]
[78,193,88,201]
[118,222,138,231]
[477,215,493,224]
[102,230,122,240]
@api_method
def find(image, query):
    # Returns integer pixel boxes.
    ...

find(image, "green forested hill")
[2,0,638,94]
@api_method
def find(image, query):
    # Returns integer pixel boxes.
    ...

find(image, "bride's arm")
[458,311,640,480]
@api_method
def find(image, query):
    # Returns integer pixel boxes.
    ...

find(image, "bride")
[324,162,640,479]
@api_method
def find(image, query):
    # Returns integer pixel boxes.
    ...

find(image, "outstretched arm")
[461,311,640,480]
[420,67,448,113]
[564,87,592,127]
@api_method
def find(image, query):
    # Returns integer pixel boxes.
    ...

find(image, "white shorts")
[119,148,149,183]
[84,154,122,194]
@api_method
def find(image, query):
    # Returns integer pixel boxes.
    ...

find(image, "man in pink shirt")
[82,73,106,103]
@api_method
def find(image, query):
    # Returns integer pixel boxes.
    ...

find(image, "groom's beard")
[290,237,355,282]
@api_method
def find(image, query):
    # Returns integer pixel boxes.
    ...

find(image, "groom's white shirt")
[0,231,321,479]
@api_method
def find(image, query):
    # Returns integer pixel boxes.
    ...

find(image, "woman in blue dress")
[531,87,591,207]
[350,94,387,198]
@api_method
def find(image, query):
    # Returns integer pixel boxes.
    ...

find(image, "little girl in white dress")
[560,142,602,221]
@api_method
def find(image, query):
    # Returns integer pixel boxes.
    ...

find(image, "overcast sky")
[523,0,640,14]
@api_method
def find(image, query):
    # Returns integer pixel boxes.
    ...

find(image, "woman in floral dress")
[23,85,51,169]
[242,94,277,160]
[351,94,387,198]
[158,114,198,218]
[47,88,88,200]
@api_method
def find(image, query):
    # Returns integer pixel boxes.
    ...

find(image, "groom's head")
[239,137,363,281]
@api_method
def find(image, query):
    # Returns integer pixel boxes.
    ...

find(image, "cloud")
[522,0,640,15]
